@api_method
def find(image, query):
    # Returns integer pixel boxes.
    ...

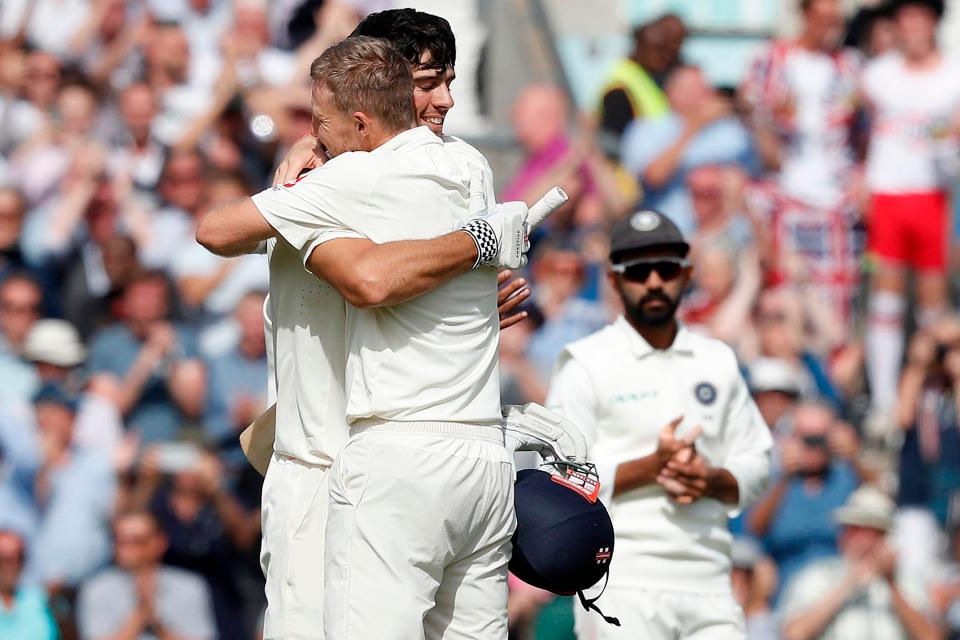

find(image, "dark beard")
[624,291,680,328]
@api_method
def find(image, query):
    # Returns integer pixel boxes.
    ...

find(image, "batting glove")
[460,201,530,270]
[503,402,588,463]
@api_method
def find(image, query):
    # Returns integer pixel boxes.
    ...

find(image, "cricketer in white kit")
[198,37,546,640]
[548,210,772,640]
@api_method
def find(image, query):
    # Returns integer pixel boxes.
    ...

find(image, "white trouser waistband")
[350,418,505,445]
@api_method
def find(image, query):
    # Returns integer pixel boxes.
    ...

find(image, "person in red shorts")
[861,0,960,436]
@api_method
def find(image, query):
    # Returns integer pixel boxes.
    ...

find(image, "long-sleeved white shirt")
[547,316,772,592]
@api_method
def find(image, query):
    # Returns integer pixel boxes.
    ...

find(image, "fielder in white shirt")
[198,37,541,640]
[548,210,772,640]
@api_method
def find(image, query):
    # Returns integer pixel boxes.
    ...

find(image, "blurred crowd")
[0,0,959,638]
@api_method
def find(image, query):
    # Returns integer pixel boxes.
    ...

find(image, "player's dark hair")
[350,9,456,71]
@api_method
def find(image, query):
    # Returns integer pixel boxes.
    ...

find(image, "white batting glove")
[460,201,530,270]
[502,402,588,463]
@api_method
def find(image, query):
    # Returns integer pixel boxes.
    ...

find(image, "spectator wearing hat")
[11,384,115,590]
[22,319,125,455]
[0,530,57,640]
[747,357,804,437]
[730,537,778,640]
[780,486,943,640]
[548,209,771,639]
[748,401,863,602]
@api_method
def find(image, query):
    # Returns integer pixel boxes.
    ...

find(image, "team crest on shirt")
[630,211,660,232]
[694,382,717,405]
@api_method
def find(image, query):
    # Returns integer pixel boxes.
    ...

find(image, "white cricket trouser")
[575,586,745,640]
[324,420,516,640]
[261,452,330,640]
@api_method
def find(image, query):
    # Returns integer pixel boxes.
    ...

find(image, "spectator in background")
[780,486,942,640]
[748,357,804,437]
[861,0,960,440]
[743,286,844,407]
[108,83,166,196]
[595,15,681,150]
[14,384,115,591]
[0,530,57,640]
[0,187,29,281]
[893,318,960,588]
[0,271,43,403]
[621,64,756,235]
[740,0,861,331]
[77,509,216,640]
[131,447,259,640]
[0,271,41,358]
[203,290,268,457]
[680,240,761,347]
[730,537,778,640]
[846,3,896,59]
[748,401,862,601]
[171,172,269,330]
[22,320,125,455]
[499,304,546,406]
[503,84,632,235]
[138,149,210,272]
[88,271,206,444]
[931,526,960,639]
[525,241,608,383]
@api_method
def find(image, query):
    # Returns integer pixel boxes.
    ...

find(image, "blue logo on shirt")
[694,382,717,405]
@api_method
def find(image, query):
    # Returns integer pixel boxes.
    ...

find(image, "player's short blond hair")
[310,37,416,132]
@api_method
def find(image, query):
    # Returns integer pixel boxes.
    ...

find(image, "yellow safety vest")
[597,59,670,121]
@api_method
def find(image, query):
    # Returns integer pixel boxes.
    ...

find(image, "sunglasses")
[611,258,688,283]
[800,434,828,449]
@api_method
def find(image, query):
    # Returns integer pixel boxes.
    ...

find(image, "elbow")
[345,270,389,309]
[195,216,224,254]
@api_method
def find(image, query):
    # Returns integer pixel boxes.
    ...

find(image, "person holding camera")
[747,401,864,601]
[894,317,960,589]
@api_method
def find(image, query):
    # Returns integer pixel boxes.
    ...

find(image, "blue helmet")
[510,465,619,626]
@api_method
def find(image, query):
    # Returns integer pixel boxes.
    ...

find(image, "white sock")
[866,291,905,412]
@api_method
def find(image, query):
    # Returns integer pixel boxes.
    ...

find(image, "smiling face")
[412,53,455,134]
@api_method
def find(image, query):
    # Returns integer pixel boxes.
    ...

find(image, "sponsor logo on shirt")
[596,547,612,564]
[607,391,657,404]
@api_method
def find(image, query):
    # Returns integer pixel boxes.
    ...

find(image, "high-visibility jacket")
[597,58,670,121]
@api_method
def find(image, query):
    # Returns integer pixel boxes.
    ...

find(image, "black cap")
[609,209,690,263]
[886,0,945,18]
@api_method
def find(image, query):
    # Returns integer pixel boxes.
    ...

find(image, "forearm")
[747,477,789,536]
[211,489,258,549]
[704,467,740,504]
[890,582,945,640]
[783,579,856,640]
[896,367,926,429]
[116,351,161,415]
[307,232,478,308]
[612,453,662,498]
[196,198,275,257]
[643,126,698,188]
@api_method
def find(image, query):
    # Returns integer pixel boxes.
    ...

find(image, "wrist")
[459,220,497,269]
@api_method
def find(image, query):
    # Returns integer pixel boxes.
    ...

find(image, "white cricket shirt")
[863,52,960,193]
[547,316,772,593]
[255,126,501,425]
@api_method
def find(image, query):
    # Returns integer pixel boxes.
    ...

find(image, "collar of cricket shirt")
[614,315,695,360]
[375,125,439,154]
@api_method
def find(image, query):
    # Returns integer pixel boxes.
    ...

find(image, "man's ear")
[353,111,374,137]
[605,270,619,293]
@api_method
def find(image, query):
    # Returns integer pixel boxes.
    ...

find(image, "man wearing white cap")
[21,320,123,454]
[780,486,943,640]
